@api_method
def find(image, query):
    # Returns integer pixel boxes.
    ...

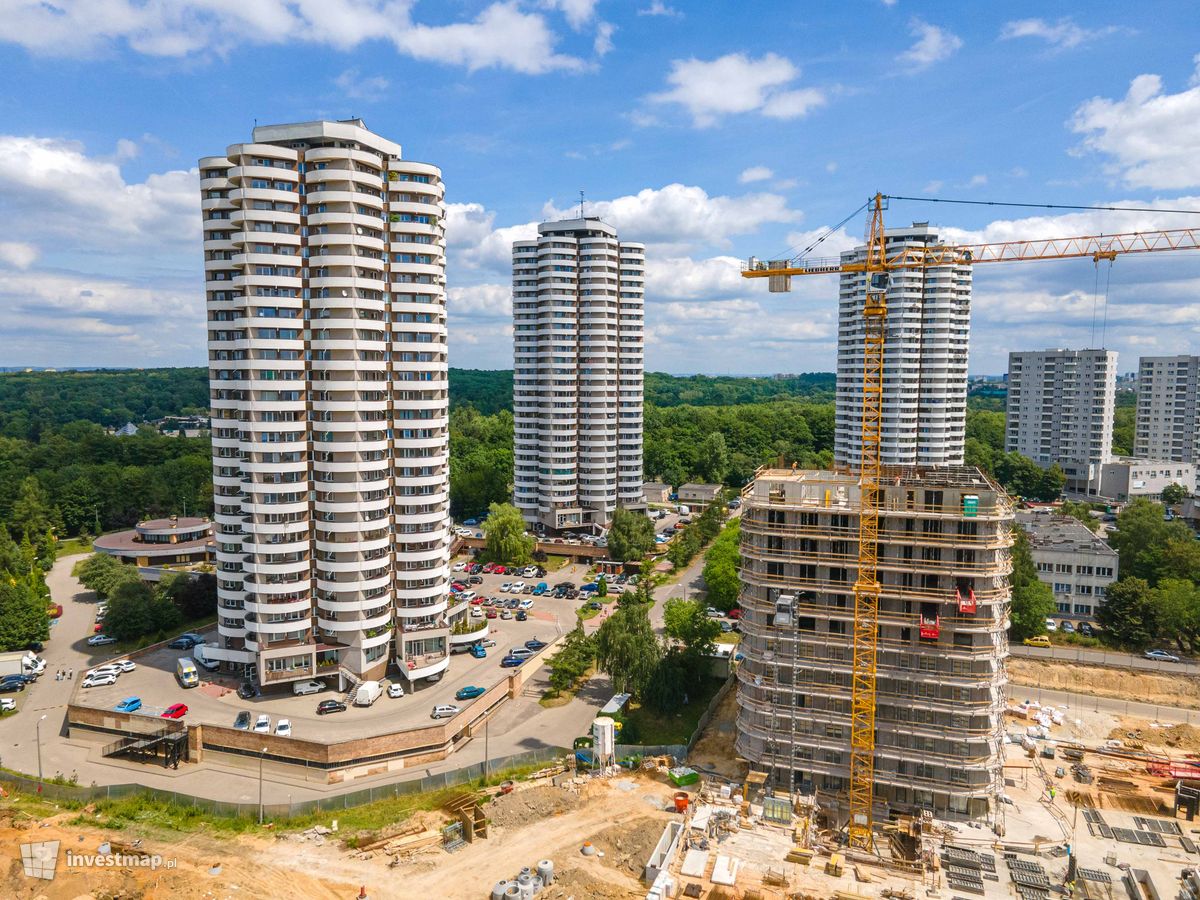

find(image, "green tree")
[1152,578,1200,651]
[160,572,217,620]
[75,553,140,599]
[698,432,730,484]
[597,578,608,598]
[608,508,655,562]
[1162,483,1189,506]
[702,519,741,610]
[594,602,661,696]
[11,476,51,536]
[662,597,721,658]
[545,625,596,696]
[1109,498,1196,584]
[0,575,50,650]
[1057,501,1097,530]
[481,502,534,566]
[1096,577,1158,647]
[104,579,182,642]
[1008,529,1056,641]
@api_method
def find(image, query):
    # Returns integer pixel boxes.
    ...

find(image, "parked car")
[114,660,136,673]
[479,639,497,648]
[167,636,200,650]
[524,639,547,651]
[1023,635,1052,648]
[234,710,252,730]
[0,698,16,711]
[452,562,468,572]
[85,665,122,680]
[509,581,526,593]
[468,575,483,585]
[455,685,486,701]
[81,672,117,688]
[507,647,535,660]
[499,656,525,668]
[430,704,461,719]
[515,610,528,622]
[705,607,722,618]
[727,608,742,620]
[1044,618,1058,633]
[470,607,484,619]
[87,634,116,646]
[161,703,188,719]
[1145,649,1181,663]
[482,563,498,574]
[274,719,292,737]
[580,583,598,594]
[500,610,513,619]
[387,683,406,698]
[317,699,347,715]
[532,583,548,595]
[720,621,734,633]
[114,697,142,713]
[485,609,498,619]
[518,598,534,610]
[237,682,259,700]
[1078,622,1095,637]
[292,680,326,696]
[1060,621,1076,634]
[253,714,271,733]
[460,591,477,602]
[469,644,487,658]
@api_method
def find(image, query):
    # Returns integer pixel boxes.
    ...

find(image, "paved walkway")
[0,553,609,805]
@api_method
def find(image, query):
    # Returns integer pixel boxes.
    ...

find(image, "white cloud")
[541,183,801,252]
[739,166,773,184]
[0,135,199,248]
[333,68,389,101]
[444,202,538,275]
[1,1,584,74]
[0,242,38,269]
[1070,65,1200,189]
[637,2,681,17]
[593,21,615,56]
[647,52,826,127]
[447,283,511,317]
[968,174,988,187]
[898,19,962,70]
[542,0,599,30]
[1000,18,1119,50]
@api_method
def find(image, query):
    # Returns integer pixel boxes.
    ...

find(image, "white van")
[176,658,199,688]
[292,679,326,696]
[353,680,383,707]
[678,504,691,516]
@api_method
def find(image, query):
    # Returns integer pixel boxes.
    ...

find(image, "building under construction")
[735,466,1013,822]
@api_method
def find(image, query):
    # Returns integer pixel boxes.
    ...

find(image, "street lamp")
[258,747,267,825]
[36,715,47,793]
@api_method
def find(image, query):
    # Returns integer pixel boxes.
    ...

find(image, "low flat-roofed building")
[93,516,214,568]
[1016,510,1117,620]
[677,482,723,511]
[643,482,671,504]
[1098,458,1197,503]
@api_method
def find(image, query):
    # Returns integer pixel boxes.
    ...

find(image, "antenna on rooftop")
[579,190,585,219]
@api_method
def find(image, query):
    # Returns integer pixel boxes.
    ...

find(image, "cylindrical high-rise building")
[200,119,452,690]
[512,217,644,533]
[834,224,972,468]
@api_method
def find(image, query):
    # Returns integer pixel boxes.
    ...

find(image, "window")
[1053,582,1072,593]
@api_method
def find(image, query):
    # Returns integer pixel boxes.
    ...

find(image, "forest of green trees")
[0,366,1112,538]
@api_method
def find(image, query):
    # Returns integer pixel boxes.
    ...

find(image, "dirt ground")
[485,783,582,828]
[688,684,748,780]
[1108,716,1200,751]
[1008,657,1200,709]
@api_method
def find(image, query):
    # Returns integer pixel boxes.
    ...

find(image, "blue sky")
[1,0,1198,375]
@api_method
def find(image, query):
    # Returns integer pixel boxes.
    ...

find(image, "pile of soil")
[1008,657,1200,710]
[540,865,639,899]
[587,815,669,878]
[689,686,747,780]
[1110,720,1200,751]
[487,785,581,829]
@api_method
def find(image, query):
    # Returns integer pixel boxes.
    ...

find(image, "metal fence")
[0,745,569,820]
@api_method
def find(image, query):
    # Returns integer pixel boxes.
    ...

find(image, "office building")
[512,217,645,532]
[1016,510,1117,620]
[736,467,1012,820]
[1005,349,1116,495]
[834,224,972,468]
[1135,355,1200,466]
[1098,458,1197,502]
[200,119,453,689]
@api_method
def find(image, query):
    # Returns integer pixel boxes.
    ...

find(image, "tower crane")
[742,192,1200,850]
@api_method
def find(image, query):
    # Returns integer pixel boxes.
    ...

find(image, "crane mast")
[742,191,1200,853]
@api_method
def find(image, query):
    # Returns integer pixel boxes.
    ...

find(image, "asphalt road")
[1009,643,1200,675]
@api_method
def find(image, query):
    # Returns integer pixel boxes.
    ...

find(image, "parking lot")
[73,561,591,741]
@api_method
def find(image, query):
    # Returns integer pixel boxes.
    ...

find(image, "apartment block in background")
[1016,510,1117,620]
[1005,348,1116,495]
[736,467,1012,820]
[512,217,645,533]
[201,119,454,690]
[1135,355,1200,466]
[835,224,972,468]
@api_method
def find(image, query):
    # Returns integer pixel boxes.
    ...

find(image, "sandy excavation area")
[0,774,681,900]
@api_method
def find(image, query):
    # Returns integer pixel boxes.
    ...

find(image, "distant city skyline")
[0,2,1197,373]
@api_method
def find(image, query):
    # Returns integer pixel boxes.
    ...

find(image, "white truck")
[353,680,383,707]
[192,644,221,672]
[0,651,45,679]
[678,504,691,516]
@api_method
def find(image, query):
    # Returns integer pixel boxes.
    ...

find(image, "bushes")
[667,503,726,570]
[608,508,655,562]
[545,625,596,696]
[104,580,182,643]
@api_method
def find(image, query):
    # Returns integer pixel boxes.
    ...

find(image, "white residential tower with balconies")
[200,119,455,690]
[834,224,972,468]
[512,217,644,532]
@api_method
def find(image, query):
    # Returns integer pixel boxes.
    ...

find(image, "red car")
[482,563,497,574]
[450,581,466,591]
[485,608,498,619]
[494,565,507,575]
[161,703,188,719]
[727,608,742,620]
[470,596,486,605]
